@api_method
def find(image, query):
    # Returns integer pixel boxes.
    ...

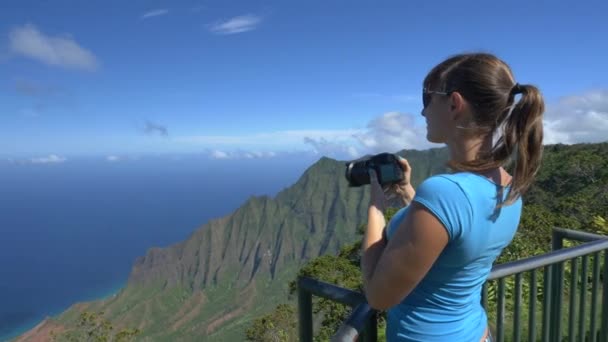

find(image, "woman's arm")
[361,164,449,311]
[361,204,387,294]
[362,202,448,310]
[361,156,414,292]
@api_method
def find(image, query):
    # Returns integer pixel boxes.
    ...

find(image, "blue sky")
[1,0,607,161]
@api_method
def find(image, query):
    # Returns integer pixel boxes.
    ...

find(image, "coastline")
[2,281,126,342]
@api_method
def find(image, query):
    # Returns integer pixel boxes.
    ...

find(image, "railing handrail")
[553,226,608,242]
[488,237,608,280]
[331,303,375,342]
[298,276,366,307]
[299,227,608,342]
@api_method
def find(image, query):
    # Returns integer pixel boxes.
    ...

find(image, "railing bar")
[579,255,588,342]
[298,276,366,307]
[600,251,608,342]
[542,264,552,342]
[553,227,608,242]
[590,252,600,342]
[497,278,506,342]
[489,239,608,280]
[362,310,377,342]
[514,273,522,342]
[569,258,578,342]
[529,269,537,342]
[551,232,564,342]
[319,228,608,342]
[332,303,375,342]
[552,260,564,342]
[298,278,313,342]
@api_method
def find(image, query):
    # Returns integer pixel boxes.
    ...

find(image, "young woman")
[361,52,545,341]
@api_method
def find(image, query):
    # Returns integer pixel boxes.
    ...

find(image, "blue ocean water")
[0,154,317,341]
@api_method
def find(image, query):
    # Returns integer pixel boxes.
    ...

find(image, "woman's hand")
[385,157,414,206]
[369,169,387,212]
[369,157,415,211]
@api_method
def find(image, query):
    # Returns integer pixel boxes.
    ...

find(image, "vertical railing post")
[298,277,313,342]
[513,273,522,342]
[590,252,601,342]
[551,229,564,342]
[542,265,553,342]
[497,278,506,342]
[528,269,537,342]
[578,255,588,342]
[600,251,608,342]
[360,310,378,342]
[568,258,578,342]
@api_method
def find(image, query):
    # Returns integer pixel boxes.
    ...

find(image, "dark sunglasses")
[422,87,452,108]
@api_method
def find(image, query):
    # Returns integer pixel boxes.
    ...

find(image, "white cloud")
[242,151,277,159]
[9,23,98,71]
[141,9,169,19]
[174,89,608,162]
[175,129,362,147]
[303,137,361,159]
[176,114,433,160]
[207,149,278,160]
[543,89,608,144]
[30,154,66,164]
[210,150,229,159]
[353,111,438,152]
[301,112,438,159]
[208,14,262,35]
[106,155,120,162]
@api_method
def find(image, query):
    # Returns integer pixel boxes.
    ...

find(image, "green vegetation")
[29,142,607,341]
[51,311,140,342]
[245,304,297,342]
[246,143,608,341]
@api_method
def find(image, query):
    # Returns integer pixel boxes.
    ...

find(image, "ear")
[448,91,468,121]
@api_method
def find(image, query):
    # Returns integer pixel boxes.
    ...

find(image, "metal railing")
[297,228,608,342]
[297,276,377,342]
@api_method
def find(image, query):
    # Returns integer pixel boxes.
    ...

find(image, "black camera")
[344,152,404,187]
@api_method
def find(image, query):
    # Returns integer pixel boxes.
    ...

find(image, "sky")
[1,0,607,163]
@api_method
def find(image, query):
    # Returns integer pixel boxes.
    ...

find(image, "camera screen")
[380,164,398,181]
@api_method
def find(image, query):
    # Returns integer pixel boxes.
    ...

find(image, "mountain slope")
[18,143,608,341]
[15,149,451,341]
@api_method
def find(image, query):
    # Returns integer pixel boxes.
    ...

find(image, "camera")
[344,152,404,187]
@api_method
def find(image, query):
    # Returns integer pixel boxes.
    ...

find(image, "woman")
[361,52,544,341]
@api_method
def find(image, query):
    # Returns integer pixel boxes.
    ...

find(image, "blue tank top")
[384,172,522,341]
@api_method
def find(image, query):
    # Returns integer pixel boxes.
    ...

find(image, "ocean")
[0,154,318,341]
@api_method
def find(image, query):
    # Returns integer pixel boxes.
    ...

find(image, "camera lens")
[345,160,371,187]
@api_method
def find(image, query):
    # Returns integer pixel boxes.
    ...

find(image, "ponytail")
[500,84,545,206]
[445,83,545,207]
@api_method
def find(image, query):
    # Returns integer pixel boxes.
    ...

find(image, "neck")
[446,134,493,164]
[447,134,510,185]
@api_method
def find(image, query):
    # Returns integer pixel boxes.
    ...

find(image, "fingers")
[369,169,380,186]
[398,156,411,171]
[368,169,386,209]
[387,183,405,195]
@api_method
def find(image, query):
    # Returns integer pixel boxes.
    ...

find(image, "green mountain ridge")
[17,143,608,341]
[28,148,449,341]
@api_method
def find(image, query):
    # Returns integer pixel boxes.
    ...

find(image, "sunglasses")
[422,87,452,108]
